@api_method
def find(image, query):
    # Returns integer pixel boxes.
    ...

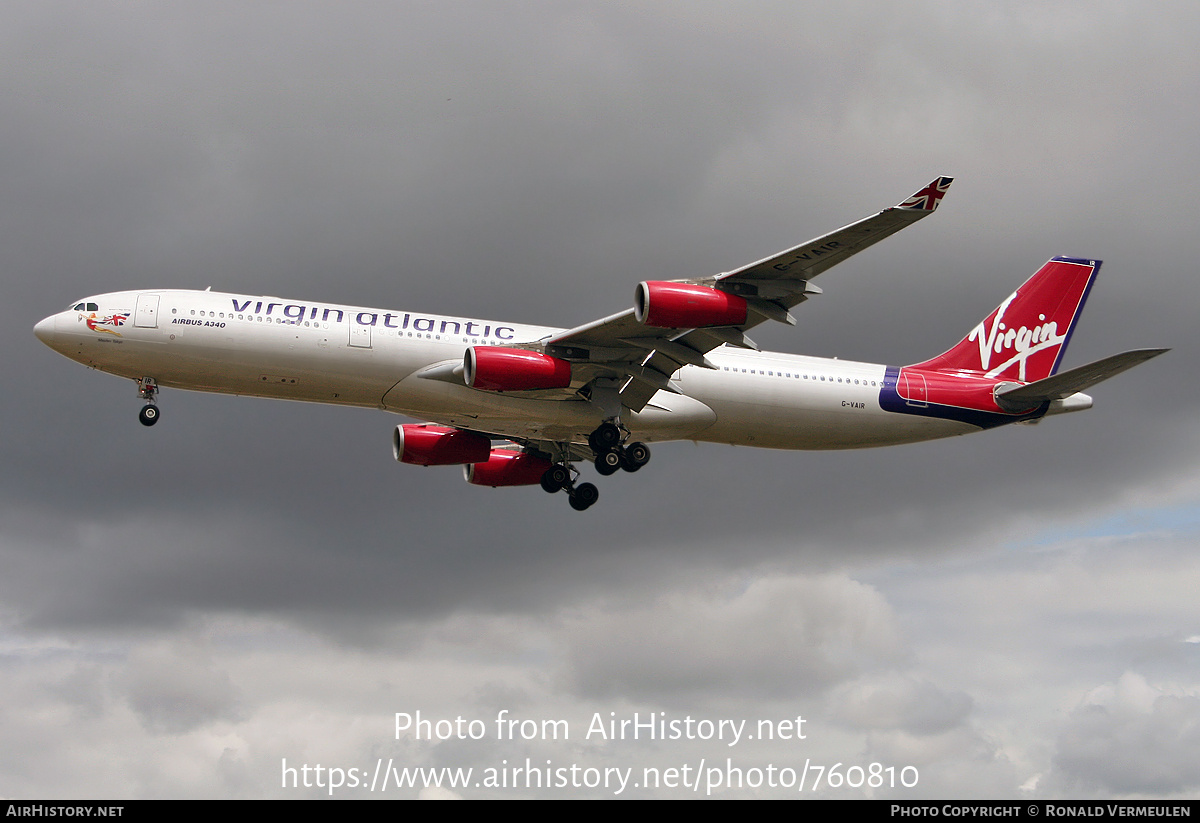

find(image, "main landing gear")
[541,421,654,512]
[588,421,651,477]
[137,376,160,427]
[539,463,600,512]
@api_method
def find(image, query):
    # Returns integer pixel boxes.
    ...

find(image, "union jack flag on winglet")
[898,176,954,212]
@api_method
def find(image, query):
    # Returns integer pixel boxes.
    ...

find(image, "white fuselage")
[35,288,978,450]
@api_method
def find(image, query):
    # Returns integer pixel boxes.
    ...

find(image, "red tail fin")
[911,257,1099,382]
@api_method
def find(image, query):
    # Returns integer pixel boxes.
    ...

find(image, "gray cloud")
[1051,673,1200,796]
[831,674,973,736]
[120,639,242,734]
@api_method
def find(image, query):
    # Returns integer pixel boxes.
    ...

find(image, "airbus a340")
[34,178,1165,510]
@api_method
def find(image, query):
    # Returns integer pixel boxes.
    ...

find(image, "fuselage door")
[135,294,160,328]
[899,369,928,407]
[348,323,371,348]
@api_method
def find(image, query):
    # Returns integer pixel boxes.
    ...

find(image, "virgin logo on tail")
[968,293,1066,380]
[912,257,1099,383]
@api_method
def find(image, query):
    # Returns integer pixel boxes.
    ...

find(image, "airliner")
[34,177,1165,511]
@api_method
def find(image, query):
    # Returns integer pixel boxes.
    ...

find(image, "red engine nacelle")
[464,347,572,392]
[393,424,492,466]
[634,281,748,328]
[464,450,553,487]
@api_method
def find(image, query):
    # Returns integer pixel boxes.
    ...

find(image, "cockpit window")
[71,302,99,312]
[72,303,84,311]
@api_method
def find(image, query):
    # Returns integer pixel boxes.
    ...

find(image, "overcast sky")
[4,1,1199,798]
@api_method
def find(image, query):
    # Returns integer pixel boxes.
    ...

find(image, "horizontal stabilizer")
[995,348,1168,411]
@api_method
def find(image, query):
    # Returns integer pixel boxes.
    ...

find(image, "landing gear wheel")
[588,422,622,452]
[595,448,622,476]
[540,465,570,493]
[621,442,651,472]
[568,482,599,511]
[138,404,160,427]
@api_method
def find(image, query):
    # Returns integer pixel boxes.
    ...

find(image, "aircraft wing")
[544,177,954,411]
[712,175,954,297]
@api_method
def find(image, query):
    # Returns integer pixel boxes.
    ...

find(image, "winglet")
[897,176,954,212]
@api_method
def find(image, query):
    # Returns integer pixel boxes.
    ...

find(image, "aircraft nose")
[33,314,58,344]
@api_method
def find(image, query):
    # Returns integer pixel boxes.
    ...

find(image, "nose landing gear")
[137,376,160,426]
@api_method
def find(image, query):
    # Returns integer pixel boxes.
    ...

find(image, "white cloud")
[565,574,905,701]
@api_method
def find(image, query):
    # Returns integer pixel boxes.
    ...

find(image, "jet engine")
[464,346,572,391]
[634,281,748,328]
[464,450,553,487]
[392,424,492,466]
